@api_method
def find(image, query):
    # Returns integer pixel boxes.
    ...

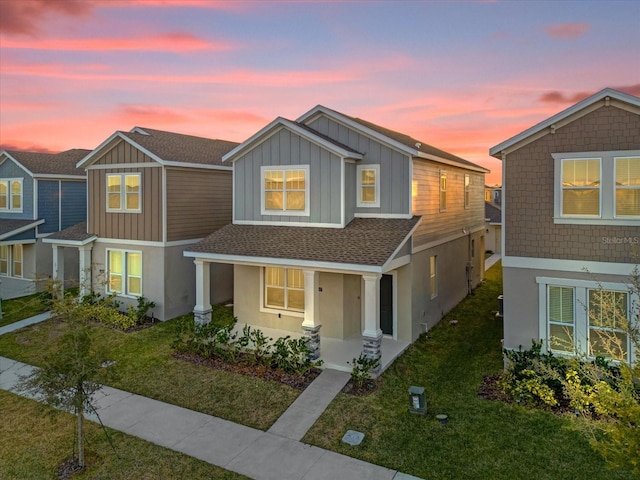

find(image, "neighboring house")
[484,185,502,205]
[0,149,89,299]
[45,127,239,320]
[490,88,640,363]
[484,201,502,254]
[185,105,488,371]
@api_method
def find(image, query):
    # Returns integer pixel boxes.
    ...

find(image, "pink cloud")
[539,84,640,105]
[2,32,234,53]
[545,23,589,40]
[0,0,93,35]
[0,141,57,153]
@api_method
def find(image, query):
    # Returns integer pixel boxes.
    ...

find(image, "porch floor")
[233,323,410,374]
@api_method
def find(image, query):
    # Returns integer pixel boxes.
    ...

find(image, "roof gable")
[490,88,640,158]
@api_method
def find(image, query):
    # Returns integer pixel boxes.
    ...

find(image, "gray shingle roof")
[4,149,90,176]
[45,222,95,242]
[485,202,502,224]
[120,128,240,166]
[187,217,420,267]
[0,219,42,239]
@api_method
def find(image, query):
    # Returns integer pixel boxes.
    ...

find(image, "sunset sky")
[1,0,639,185]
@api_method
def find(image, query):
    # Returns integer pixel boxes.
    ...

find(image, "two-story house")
[490,88,640,363]
[0,149,89,299]
[185,105,488,371]
[45,127,239,320]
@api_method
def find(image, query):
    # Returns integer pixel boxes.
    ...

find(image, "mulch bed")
[173,352,322,390]
[341,378,380,396]
[57,456,85,479]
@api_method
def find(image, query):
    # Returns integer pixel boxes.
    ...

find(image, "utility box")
[408,386,426,415]
[497,295,504,318]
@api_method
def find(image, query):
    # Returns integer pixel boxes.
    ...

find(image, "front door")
[380,274,393,335]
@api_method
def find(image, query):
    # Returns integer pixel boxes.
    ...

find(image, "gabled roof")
[1,149,90,177]
[298,105,489,173]
[490,88,640,158]
[221,117,363,163]
[78,127,240,169]
[42,222,96,245]
[485,202,501,224]
[185,216,421,273]
[0,219,44,241]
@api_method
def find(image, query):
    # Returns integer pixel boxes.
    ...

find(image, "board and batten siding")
[306,115,411,216]
[87,166,162,241]
[233,128,342,225]
[60,181,87,230]
[165,167,232,241]
[93,139,157,166]
[36,180,86,233]
[412,159,485,249]
[0,159,34,220]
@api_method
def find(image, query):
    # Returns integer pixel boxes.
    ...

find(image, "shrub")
[126,296,156,323]
[349,353,380,388]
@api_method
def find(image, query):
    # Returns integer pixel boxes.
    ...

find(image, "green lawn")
[0,314,300,430]
[0,390,248,480]
[0,292,48,327]
[303,263,632,480]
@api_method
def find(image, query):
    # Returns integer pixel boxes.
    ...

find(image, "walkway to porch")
[233,323,410,374]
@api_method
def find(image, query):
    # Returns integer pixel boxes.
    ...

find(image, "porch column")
[362,273,382,372]
[301,269,321,360]
[52,245,64,297]
[78,245,93,298]
[193,259,211,324]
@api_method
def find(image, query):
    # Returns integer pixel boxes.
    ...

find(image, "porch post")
[193,259,211,324]
[301,269,321,360]
[362,273,382,372]
[78,245,93,298]
[52,245,64,297]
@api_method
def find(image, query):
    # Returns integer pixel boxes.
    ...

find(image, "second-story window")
[561,158,600,216]
[357,164,380,208]
[261,166,309,216]
[615,157,640,217]
[439,171,447,211]
[107,173,141,213]
[464,174,470,209]
[0,179,23,212]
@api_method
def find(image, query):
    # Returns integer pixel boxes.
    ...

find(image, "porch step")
[267,368,351,441]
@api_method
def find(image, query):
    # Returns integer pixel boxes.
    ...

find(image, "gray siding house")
[46,127,239,320]
[0,149,88,298]
[186,105,488,372]
[490,88,640,363]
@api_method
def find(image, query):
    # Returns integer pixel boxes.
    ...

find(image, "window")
[261,166,309,216]
[430,255,437,299]
[439,172,447,211]
[615,157,640,217]
[12,244,22,277]
[464,174,470,209]
[0,245,8,275]
[553,151,640,224]
[588,289,629,360]
[357,164,380,208]
[0,244,23,277]
[107,250,142,296]
[548,286,575,353]
[264,267,304,312]
[106,173,141,212]
[0,179,23,212]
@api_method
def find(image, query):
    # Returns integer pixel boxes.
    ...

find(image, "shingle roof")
[485,202,502,224]
[4,149,90,176]
[120,127,240,166]
[0,219,42,240]
[45,222,95,242]
[187,217,421,267]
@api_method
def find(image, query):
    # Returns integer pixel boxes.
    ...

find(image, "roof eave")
[414,152,489,173]
[0,219,45,241]
[77,131,165,169]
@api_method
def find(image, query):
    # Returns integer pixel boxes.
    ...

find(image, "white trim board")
[503,255,637,276]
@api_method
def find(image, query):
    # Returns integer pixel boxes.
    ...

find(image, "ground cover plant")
[0,390,248,480]
[303,263,633,480]
[0,291,47,327]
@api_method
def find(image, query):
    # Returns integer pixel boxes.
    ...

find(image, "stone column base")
[302,324,321,361]
[362,333,383,374]
[193,308,212,325]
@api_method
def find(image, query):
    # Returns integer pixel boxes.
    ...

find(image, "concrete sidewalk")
[0,311,52,336]
[0,354,421,480]
[485,252,501,271]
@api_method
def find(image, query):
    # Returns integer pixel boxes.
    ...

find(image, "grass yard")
[303,263,633,480]
[0,314,300,430]
[0,292,48,327]
[0,390,248,480]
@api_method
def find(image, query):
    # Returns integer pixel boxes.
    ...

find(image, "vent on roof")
[131,127,149,135]
[415,142,421,149]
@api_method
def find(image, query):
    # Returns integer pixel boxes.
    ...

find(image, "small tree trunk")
[76,394,85,468]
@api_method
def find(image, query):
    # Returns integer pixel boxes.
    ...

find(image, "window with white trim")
[0,245,8,275]
[464,174,470,209]
[547,286,575,354]
[0,179,23,212]
[261,166,309,216]
[588,289,629,360]
[264,267,304,312]
[553,150,640,224]
[357,164,380,208]
[12,244,22,277]
[430,255,437,299]
[0,244,23,277]
[107,250,142,296]
[106,173,141,212]
[439,172,447,211]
